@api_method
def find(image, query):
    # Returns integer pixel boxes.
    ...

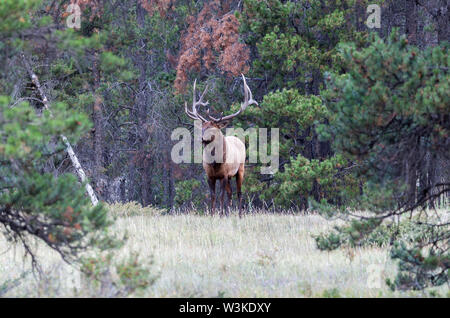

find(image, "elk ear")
[216,120,230,129]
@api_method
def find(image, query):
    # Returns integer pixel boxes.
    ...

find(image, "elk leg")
[208,177,216,216]
[220,177,227,217]
[236,164,244,218]
[225,178,232,216]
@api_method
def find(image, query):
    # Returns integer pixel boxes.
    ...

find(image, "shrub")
[106,201,165,217]
[80,252,157,297]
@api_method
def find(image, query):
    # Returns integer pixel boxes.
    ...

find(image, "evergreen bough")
[317,30,449,291]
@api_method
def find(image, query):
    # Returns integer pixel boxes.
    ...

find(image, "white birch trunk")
[61,135,99,206]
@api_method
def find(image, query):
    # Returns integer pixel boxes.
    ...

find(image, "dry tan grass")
[0,207,447,297]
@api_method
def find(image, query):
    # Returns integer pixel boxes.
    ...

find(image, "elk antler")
[184,79,209,122]
[208,74,258,122]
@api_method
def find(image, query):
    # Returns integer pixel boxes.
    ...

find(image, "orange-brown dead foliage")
[138,0,175,17]
[174,1,250,93]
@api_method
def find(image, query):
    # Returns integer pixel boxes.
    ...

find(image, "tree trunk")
[92,52,106,199]
[435,0,449,44]
[405,0,418,45]
[135,0,153,206]
[62,136,99,206]
[22,54,99,206]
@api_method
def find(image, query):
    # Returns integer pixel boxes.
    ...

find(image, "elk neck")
[203,130,227,168]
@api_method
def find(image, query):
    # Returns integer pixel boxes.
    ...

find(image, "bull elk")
[184,75,258,217]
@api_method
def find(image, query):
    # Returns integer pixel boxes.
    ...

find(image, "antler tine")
[206,108,223,122]
[198,82,210,106]
[206,106,219,121]
[243,75,249,102]
[210,74,258,122]
[185,79,209,122]
[184,101,198,120]
[192,79,198,106]
[241,74,258,108]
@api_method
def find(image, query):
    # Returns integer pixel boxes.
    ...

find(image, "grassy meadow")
[0,203,448,297]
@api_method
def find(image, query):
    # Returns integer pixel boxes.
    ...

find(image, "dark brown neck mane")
[206,132,226,167]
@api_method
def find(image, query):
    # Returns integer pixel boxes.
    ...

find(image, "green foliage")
[322,287,341,298]
[237,88,326,152]
[387,241,449,291]
[0,97,90,153]
[315,231,342,251]
[276,154,352,206]
[0,0,40,36]
[52,26,136,101]
[240,0,370,89]
[316,212,448,251]
[319,28,449,211]
[100,51,134,82]
[235,88,339,207]
[315,217,388,251]
[246,89,327,143]
[322,31,449,185]
[316,31,449,290]
[174,179,204,209]
[116,253,157,293]
[387,218,449,290]
[234,88,360,208]
[234,0,370,208]
[80,252,157,297]
[0,97,120,263]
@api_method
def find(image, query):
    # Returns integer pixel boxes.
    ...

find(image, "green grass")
[0,205,448,297]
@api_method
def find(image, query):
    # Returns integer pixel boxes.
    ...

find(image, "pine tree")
[232,0,373,208]
[317,30,449,290]
[0,0,120,270]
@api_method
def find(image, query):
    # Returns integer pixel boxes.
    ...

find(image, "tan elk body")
[184,75,258,217]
